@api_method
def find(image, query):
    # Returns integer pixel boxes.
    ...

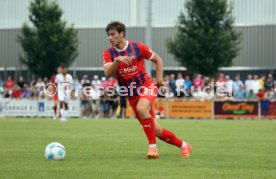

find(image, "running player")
[103,21,192,159]
[55,65,73,121]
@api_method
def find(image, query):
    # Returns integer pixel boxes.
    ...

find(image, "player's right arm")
[103,50,133,78]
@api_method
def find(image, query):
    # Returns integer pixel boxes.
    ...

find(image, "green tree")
[167,0,241,76]
[18,0,78,77]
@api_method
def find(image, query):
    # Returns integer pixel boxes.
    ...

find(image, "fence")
[0,98,275,119]
[0,99,80,117]
[126,99,276,119]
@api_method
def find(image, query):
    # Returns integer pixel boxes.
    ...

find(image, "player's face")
[107,29,124,46]
[61,67,68,75]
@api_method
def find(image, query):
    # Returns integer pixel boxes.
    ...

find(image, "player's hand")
[156,80,166,88]
[115,56,133,66]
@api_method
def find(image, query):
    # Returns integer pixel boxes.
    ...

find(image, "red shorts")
[128,82,157,123]
[53,95,59,103]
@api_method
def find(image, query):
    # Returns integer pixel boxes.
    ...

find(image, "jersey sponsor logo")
[118,65,138,74]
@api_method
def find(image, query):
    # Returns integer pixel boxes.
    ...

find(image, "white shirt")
[55,73,73,95]
[251,80,261,94]
[225,80,233,93]
[245,79,254,92]
[175,79,185,92]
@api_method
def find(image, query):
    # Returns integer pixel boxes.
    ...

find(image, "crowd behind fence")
[0,71,276,119]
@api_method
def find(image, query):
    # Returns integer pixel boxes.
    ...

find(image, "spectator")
[245,74,254,93]
[175,73,185,98]
[90,85,101,118]
[225,75,233,96]
[233,75,243,94]
[256,89,265,100]
[252,75,261,94]
[17,76,25,89]
[35,78,45,88]
[4,76,15,91]
[193,74,204,90]
[11,84,22,99]
[216,73,226,94]
[0,77,3,95]
[265,74,274,90]
[119,95,127,118]
[81,75,91,118]
[31,86,39,100]
[107,86,119,118]
[246,89,256,100]
[259,74,265,90]
[99,88,109,117]
[43,77,49,85]
[101,77,108,88]
[38,86,46,99]
[184,75,192,91]
[22,84,32,99]
[234,85,246,101]
[168,74,176,96]
[73,76,81,94]
[3,88,10,98]
[91,75,102,88]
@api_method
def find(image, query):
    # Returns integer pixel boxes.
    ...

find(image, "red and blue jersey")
[103,41,155,101]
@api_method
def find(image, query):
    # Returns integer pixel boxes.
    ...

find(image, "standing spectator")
[265,74,274,90]
[101,77,108,88]
[193,74,204,90]
[90,85,101,118]
[259,74,265,90]
[22,84,32,99]
[184,75,192,97]
[35,78,45,89]
[215,73,226,94]
[31,86,39,100]
[233,75,243,95]
[119,95,127,118]
[73,76,81,95]
[0,77,3,96]
[4,76,15,91]
[175,73,185,97]
[225,75,234,96]
[168,74,176,96]
[11,84,22,99]
[107,86,119,118]
[245,74,254,93]
[252,75,261,94]
[81,75,91,118]
[17,76,25,90]
[184,75,192,91]
[91,75,102,88]
[43,77,49,85]
[234,85,246,101]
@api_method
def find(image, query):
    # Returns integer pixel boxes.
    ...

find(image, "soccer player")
[55,65,73,121]
[103,21,192,159]
[50,66,62,119]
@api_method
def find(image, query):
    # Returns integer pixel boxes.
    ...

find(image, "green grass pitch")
[0,118,275,179]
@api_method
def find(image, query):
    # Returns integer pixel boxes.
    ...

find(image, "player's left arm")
[139,42,165,88]
[151,53,165,88]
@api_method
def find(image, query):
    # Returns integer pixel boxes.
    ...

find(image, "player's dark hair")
[60,64,68,69]
[106,21,126,37]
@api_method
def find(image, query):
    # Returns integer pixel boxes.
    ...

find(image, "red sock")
[140,117,156,145]
[53,106,57,115]
[158,128,183,148]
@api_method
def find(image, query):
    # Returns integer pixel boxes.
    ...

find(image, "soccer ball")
[45,142,66,160]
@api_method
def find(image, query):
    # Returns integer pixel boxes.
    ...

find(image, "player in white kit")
[55,65,73,121]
